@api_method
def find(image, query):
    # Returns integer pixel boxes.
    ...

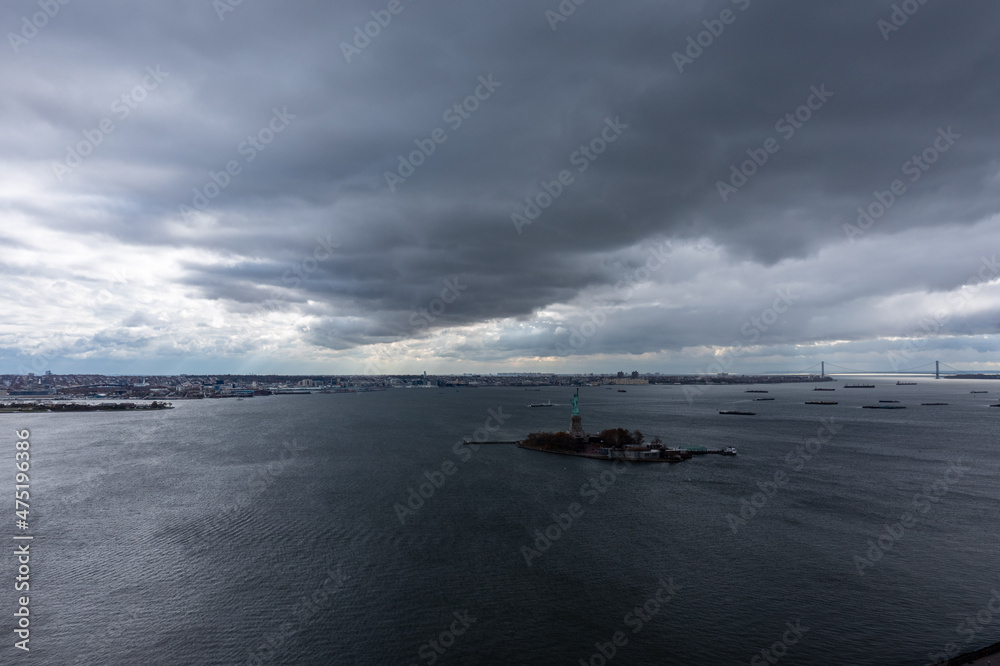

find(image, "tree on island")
[522,431,584,452]
[598,428,644,447]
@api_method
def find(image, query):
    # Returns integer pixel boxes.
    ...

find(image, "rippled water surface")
[11,376,1000,664]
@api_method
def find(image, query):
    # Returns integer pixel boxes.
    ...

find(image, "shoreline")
[932,641,1000,666]
[516,441,693,463]
[0,401,174,413]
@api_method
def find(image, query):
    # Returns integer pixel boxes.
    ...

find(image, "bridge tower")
[936,360,940,380]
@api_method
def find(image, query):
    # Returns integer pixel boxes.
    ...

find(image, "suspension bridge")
[790,361,982,378]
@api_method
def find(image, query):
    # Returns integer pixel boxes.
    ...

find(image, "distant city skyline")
[2,2,999,376]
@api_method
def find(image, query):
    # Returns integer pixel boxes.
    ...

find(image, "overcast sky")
[1,0,999,375]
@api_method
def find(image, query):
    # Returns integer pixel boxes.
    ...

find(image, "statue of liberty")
[569,388,585,438]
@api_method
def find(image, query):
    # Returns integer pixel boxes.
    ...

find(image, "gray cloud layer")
[2,0,999,372]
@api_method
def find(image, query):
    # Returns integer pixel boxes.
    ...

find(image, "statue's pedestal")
[569,414,586,439]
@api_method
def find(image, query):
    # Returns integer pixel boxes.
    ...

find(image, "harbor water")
[12,375,1000,665]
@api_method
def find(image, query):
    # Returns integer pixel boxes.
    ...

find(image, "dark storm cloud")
[3,0,999,365]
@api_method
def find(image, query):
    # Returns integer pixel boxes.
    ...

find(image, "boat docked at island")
[684,446,738,456]
[594,445,693,463]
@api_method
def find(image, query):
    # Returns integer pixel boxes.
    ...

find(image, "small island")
[517,390,735,463]
[0,401,174,413]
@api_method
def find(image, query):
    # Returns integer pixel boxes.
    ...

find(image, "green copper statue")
[571,389,580,416]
